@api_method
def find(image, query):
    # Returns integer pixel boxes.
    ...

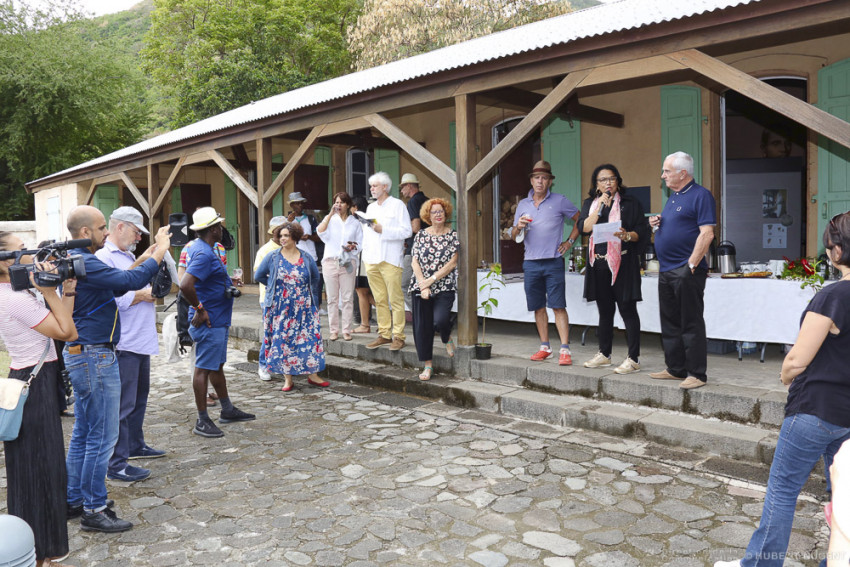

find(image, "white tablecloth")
[478,272,817,344]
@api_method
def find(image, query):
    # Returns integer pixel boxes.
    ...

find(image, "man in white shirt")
[253,215,285,381]
[361,172,412,351]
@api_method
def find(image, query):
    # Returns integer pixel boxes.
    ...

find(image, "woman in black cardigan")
[577,164,650,373]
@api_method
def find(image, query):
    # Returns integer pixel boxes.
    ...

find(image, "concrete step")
[323,354,780,467]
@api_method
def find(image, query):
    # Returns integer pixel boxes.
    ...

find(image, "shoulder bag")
[0,340,52,442]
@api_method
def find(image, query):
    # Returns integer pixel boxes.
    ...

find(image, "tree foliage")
[140,0,361,128]
[0,0,151,220]
[348,0,575,71]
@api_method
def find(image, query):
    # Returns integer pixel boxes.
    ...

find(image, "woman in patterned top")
[0,232,78,566]
[409,198,459,380]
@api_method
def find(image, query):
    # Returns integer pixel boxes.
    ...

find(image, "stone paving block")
[686,384,765,423]
[564,403,653,438]
[470,358,528,387]
[444,381,517,412]
[758,390,787,427]
[526,367,600,397]
[600,374,684,411]
[500,389,570,426]
[640,412,772,462]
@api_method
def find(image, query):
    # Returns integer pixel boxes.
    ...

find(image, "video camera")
[0,239,90,292]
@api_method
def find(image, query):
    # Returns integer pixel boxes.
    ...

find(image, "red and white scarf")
[588,192,622,284]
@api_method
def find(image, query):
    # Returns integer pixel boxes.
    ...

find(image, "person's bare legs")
[534,308,550,344]
[553,308,570,347]
[193,366,228,412]
[356,288,372,330]
[283,374,293,390]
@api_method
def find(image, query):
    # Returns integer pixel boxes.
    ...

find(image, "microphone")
[51,239,93,250]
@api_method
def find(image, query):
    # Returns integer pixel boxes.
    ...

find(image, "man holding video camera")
[64,205,171,534]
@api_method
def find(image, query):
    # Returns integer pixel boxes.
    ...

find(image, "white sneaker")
[258,366,271,381]
[583,352,611,368]
[713,561,741,567]
[614,357,641,374]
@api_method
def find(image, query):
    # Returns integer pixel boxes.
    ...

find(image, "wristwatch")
[567,238,575,245]
[688,263,696,271]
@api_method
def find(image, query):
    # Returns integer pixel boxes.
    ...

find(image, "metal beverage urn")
[717,240,737,274]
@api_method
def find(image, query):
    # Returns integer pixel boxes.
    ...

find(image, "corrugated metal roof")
[34,0,759,185]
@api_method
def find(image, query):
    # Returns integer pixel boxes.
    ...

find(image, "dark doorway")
[180,183,212,219]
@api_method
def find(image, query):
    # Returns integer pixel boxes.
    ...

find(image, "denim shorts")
[189,325,229,370]
[523,258,567,311]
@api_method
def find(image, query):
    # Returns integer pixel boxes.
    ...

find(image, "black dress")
[3,360,69,560]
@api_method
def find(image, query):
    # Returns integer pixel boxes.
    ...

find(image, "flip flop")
[419,366,433,381]
[445,339,455,358]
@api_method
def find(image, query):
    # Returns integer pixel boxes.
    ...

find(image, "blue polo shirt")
[68,248,159,346]
[654,181,716,272]
[513,190,579,260]
[186,240,233,328]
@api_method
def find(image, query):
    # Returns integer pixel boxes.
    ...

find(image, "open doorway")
[722,77,807,264]
[492,117,541,274]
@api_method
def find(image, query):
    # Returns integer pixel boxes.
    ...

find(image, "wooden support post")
[263,125,324,208]
[668,49,850,150]
[256,137,273,241]
[455,94,478,347]
[119,172,150,217]
[208,149,259,208]
[147,164,160,234]
[84,179,97,206]
[150,157,185,217]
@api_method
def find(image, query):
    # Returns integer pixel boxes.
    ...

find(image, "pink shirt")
[0,283,57,369]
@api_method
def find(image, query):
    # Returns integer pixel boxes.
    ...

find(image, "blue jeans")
[742,413,850,567]
[108,351,150,474]
[64,346,121,511]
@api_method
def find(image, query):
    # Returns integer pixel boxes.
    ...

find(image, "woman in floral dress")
[410,198,459,380]
[254,222,327,392]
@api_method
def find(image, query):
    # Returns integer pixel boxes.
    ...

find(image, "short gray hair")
[666,151,694,177]
[369,171,392,192]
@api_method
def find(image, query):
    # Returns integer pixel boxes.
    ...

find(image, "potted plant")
[476,263,505,360]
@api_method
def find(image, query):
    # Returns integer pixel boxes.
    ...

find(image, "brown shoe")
[366,336,392,349]
[389,338,405,351]
[679,376,706,389]
[649,369,682,380]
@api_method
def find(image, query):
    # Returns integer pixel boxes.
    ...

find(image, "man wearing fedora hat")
[287,192,323,311]
[253,216,286,381]
[400,173,429,314]
[511,160,581,366]
[180,207,255,438]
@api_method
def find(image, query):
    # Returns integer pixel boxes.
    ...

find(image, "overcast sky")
[20,0,143,17]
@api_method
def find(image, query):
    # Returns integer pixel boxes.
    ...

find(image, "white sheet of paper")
[592,220,621,243]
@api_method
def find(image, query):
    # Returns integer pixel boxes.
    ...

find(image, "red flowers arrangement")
[780,256,824,291]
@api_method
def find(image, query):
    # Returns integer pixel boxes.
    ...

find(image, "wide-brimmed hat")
[529,160,555,179]
[110,206,150,234]
[288,192,307,203]
[189,207,225,231]
[267,215,286,235]
[400,173,420,186]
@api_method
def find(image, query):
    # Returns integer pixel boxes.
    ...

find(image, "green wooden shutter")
[224,180,239,270]
[542,117,582,246]
[374,149,400,197]
[315,145,333,203]
[660,86,703,206]
[93,185,120,221]
[170,186,182,214]
[817,58,850,250]
[449,121,457,229]
[272,153,284,216]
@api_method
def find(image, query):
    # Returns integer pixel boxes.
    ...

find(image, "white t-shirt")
[361,196,412,268]
[0,283,57,369]
[295,215,317,261]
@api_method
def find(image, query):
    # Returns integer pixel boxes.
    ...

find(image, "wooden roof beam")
[118,172,150,217]
[364,113,457,192]
[208,149,259,208]
[281,131,401,150]
[482,87,623,128]
[668,49,850,150]
[150,157,186,217]
[467,69,591,191]
[262,125,324,208]
[231,144,253,173]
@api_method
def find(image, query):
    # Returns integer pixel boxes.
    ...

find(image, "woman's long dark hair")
[588,164,627,199]
[824,211,850,267]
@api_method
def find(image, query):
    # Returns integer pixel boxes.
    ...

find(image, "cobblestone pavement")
[2,342,829,566]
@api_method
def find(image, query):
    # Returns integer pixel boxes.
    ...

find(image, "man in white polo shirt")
[361,171,412,351]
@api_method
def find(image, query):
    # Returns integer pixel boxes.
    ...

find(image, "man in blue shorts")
[511,160,580,365]
[179,207,255,437]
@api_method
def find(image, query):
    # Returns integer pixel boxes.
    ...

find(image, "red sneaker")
[559,351,573,366]
[530,348,553,361]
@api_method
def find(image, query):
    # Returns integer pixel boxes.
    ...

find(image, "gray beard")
[128,243,137,253]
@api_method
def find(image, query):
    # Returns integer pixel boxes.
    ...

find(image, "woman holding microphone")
[0,232,78,567]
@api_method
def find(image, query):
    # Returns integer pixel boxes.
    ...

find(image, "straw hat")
[267,216,286,235]
[288,192,307,203]
[529,160,555,179]
[188,207,225,231]
[400,173,420,186]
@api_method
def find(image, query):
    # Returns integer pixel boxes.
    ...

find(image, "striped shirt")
[0,283,57,369]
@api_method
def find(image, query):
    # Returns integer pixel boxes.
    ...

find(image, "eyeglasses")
[430,209,445,215]
[596,177,617,184]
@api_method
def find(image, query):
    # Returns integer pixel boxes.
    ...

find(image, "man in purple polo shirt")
[96,207,166,484]
[510,160,580,365]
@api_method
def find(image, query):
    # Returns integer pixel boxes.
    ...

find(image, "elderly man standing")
[64,205,171,533]
[362,171,412,351]
[254,215,285,381]
[649,151,716,390]
[400,173,429,314]
[95,207,166,485]
[510,160,580,365]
